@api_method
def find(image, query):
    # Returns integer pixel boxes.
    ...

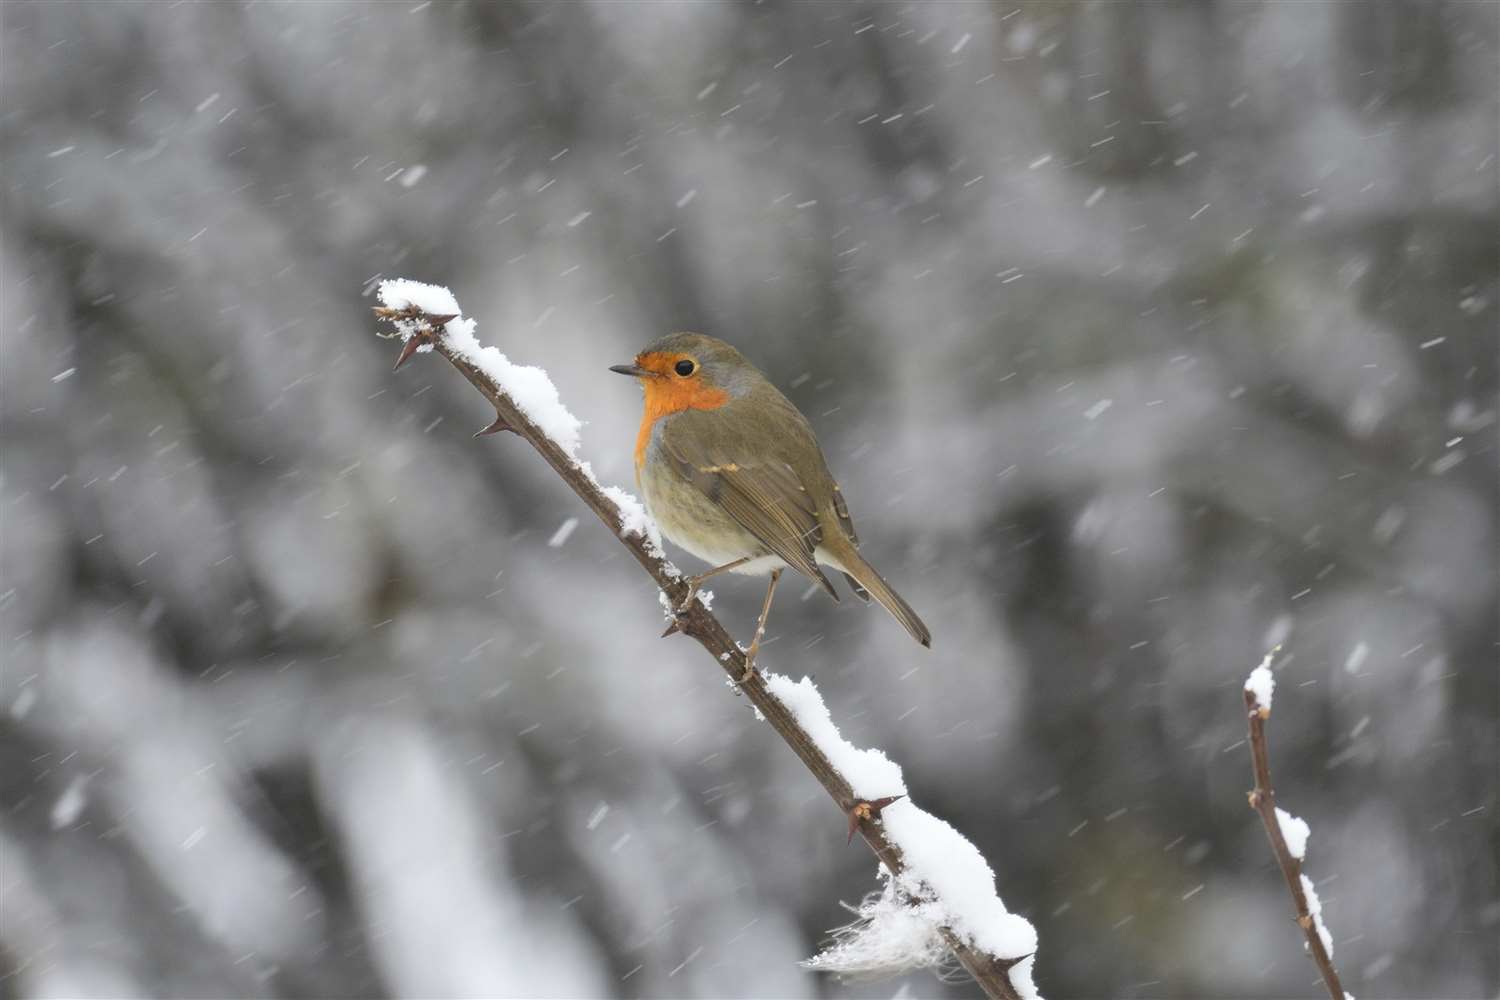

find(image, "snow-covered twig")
[370,280,1040,1000]
[1242,651,1347,1000]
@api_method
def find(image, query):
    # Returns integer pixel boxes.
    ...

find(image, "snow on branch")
[767,675,1038,993]
[1242,649,1348,1000]
[373,280,669,563]
[370,280,1041,1000]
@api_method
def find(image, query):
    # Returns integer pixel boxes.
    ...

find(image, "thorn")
[473,414,514,437]
[845,794,904,844]
[660,618,683,638]
[1247,789,1261,808]
[386,310,456,371]
[846,805,867,844]
[393,335,424,371]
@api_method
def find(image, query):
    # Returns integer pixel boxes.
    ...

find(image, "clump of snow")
[601,485,667,558]
[766,673,1039,997]
[377,278,461,317]
[1276,807,1310,861]
[376,279,582,459]
[1300,873,1334,958]
[1244,648,1276,710]
[884,804,1040,985]
[764,674,904,798]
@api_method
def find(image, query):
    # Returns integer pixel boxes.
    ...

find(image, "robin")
[610,333,931,680]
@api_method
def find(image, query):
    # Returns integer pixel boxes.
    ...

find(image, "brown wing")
[661,409,837,598]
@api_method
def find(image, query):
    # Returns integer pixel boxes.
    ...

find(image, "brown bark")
[1243,686,1347,1000]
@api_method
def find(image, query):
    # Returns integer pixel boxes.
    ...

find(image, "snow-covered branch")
[1242,650,1348,1000]
[370,280,1040,1000]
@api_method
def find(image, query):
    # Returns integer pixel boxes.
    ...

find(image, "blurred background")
[2,2,1496,998]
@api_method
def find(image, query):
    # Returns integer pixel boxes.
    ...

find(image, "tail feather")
[841,571,871,603]
[829,545,932,648]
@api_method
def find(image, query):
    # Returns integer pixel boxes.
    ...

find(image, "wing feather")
[661,410,836,596]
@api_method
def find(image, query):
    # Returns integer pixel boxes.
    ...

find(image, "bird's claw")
[674,582,702,616]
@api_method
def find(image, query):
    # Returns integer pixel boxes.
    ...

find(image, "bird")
[610,333,931,680]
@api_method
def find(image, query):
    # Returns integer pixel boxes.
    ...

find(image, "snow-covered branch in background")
[370,280,1041,1000]
[1242,649,1349,1000]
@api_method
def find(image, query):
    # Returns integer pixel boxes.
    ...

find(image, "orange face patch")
[632,351,729,470]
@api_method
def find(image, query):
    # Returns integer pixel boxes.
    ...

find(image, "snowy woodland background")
[2,2,1496,998]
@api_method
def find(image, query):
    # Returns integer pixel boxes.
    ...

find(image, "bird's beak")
[609,363,655,378]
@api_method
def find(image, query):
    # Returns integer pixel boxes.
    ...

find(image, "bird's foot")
[738,646,759,684]
[737,567,781,683]
[674,577,703,616]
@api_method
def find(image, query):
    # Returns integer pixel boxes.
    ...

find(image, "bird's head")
[609,333,759,415]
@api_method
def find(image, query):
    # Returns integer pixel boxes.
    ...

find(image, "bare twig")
[373,304,1032,1000]
[1243,683,1346,1000]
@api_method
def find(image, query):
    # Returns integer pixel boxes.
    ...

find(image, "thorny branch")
[1243,687,1347,1000]
[373,307,1030,1000]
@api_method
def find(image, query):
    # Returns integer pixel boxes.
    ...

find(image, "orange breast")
[634,377,729,471]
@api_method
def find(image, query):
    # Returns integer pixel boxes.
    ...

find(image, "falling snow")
[547,517,579,548]
[49,776,88,829]
[6,5,1493,999]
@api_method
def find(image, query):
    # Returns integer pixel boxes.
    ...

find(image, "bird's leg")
[740,568,782,682]
[677,557,750,613]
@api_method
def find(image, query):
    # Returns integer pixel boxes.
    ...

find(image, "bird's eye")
[674,359,696,377]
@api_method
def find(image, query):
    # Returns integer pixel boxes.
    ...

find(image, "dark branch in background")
[373,306,1031,1000]
[1243,684,1347,1000]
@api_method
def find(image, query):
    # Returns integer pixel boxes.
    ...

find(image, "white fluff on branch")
[801,878,951,979]
[766,673,1040,998]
